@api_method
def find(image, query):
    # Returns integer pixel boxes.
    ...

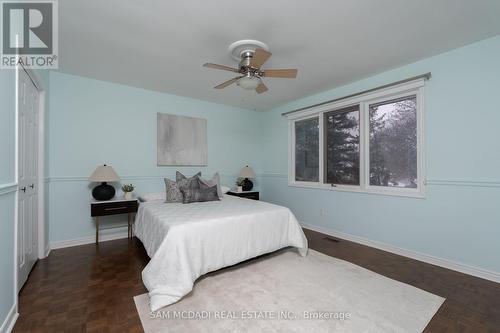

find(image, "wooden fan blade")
[249,48,272,68]
[262,69,298,78]
[214,76,242,89]
[203,63,240,73]
[255,82,268,94]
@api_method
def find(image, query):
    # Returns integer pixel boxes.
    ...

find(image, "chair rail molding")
[259,173,500,188]
[45,174,241,183]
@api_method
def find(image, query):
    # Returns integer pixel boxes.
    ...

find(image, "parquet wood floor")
[13,229,500,332]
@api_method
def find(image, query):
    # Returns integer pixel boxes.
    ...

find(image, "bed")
[134,194,308,311]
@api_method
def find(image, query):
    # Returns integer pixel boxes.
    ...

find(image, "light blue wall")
[0,70,16,184]
[0,192,16,327]
[47,36,500,275]
[259,35,500,274]
[0,69,16,328]
[48,72,262,242]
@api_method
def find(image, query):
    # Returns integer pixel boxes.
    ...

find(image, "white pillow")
[138,192,165,202]
[221,186,230,194]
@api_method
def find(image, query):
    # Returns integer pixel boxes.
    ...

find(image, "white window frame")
[287,78,425,198]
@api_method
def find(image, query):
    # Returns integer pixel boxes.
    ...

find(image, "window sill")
[288,181,426,199]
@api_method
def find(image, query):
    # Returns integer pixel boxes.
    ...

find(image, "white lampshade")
[239,166,255,179]
[89,165,120,182]
[237,76,260,90]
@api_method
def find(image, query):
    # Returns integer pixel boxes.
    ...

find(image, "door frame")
[15,63,47,297]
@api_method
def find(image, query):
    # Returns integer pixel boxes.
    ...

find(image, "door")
[18,67,39,290]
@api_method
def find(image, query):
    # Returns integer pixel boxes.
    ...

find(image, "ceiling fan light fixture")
[204,41,298,94]
[237,75,261,90]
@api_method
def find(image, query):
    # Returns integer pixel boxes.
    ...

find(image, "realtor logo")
[1,0,58,68]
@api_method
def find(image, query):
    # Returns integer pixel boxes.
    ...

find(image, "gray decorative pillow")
[176,171,201,191]
[198,172,222,198]
[181,185,220,204]
[164,171,201,203]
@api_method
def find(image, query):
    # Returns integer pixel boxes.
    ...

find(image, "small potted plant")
[122,184,135,199]
[236,178,245,193]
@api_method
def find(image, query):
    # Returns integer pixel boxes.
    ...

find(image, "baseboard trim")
[50,226,129,250]
[44,243,51,258]
[0,303,18,333]
[301,223,500,284]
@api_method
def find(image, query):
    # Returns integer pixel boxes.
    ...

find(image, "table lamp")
[89,164,120,200]
[239,166,255,191]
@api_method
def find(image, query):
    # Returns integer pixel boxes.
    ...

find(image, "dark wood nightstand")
[226,190,259,200]
[90,198,139,244]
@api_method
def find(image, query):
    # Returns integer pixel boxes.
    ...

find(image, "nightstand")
[226,190,259,200]
[90,198,139,244]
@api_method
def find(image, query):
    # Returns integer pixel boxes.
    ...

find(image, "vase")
[92,182,115,201]
[242,178,253,191]
[124,192,132,200]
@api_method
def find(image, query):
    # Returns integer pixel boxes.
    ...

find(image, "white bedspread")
[134,195,308,311]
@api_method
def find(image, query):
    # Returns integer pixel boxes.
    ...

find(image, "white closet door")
[18,68,39,290]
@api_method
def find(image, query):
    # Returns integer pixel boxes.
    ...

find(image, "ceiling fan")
[203,40,298,94]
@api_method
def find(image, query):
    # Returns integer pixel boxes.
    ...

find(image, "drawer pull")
[104,206,128,211]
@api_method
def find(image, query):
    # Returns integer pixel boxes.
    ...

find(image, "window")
[287,78,424,197]
[324,105,360,185]
[294,117,319,182]
[369,96,417,188]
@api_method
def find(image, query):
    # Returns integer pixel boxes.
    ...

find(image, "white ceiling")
[58,0,500,111]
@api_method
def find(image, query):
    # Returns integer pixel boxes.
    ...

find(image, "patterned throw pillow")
[180,185,220,204]
[198,172,222,198]
[164,178,182,203]
[164,171,201,203]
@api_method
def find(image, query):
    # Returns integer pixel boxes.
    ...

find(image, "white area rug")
[134,249,444,333]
